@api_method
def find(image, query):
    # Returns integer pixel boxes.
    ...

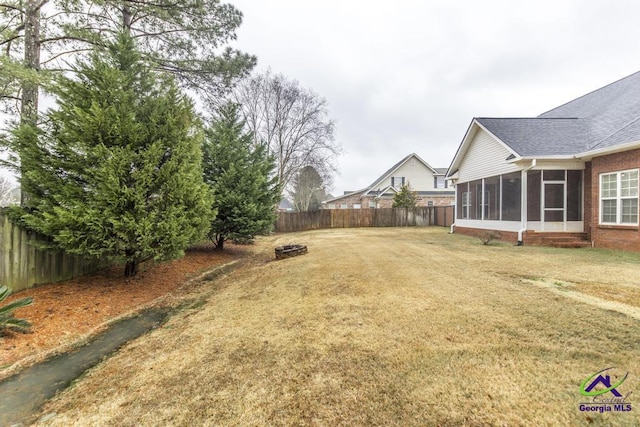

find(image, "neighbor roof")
[366,153,437,189]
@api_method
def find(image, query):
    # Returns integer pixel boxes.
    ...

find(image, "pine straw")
[1,243,244,379]
[36,228,640,426]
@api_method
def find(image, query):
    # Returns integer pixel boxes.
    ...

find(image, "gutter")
[517,159,537,245]
[448,177,458,234]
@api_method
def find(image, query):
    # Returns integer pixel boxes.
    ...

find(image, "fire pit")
[275,244,308,260]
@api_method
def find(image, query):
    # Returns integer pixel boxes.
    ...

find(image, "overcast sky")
[229,0,639,195]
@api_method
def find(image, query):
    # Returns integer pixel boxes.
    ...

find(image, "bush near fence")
[0,210,104,293]
[276,206,454,233]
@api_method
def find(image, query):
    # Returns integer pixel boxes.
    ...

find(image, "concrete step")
[523,232,589,248]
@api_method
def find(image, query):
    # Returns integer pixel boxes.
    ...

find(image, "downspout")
[449,179,457,234]
[517,159,536,245]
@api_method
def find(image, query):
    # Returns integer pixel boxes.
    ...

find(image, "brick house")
[447,71,640,250]
[323,153,454,209]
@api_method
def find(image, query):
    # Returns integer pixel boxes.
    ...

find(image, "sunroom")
[454,166,584,233]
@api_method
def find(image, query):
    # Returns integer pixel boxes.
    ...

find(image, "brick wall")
[584,161,592,241]
[453,226,519,244]
[324,191,366,209]
[589,149,640,251]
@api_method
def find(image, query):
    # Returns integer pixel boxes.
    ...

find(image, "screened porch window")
[501,172,521,221]
[484,176,500,220]
[600,170,639,225]
[457,182,469,219]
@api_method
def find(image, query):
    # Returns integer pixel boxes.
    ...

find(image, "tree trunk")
[122,5,132,30]
[20,0,41,206]
[124,260,138,277]
[214,235,225,251]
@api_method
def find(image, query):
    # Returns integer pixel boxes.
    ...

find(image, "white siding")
[456,219,523,232]
[457,129,520,182]
[371,158,437,191]
[393,161,435,190]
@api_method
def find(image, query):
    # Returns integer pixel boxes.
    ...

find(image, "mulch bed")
[0,243,245,380]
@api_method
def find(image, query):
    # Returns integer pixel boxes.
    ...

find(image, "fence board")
[276,206,454,233]
[0,211,104,293]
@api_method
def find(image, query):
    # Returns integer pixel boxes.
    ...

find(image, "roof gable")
[367,153,437,190]
[365,185,399,197]
[447,120,520,178]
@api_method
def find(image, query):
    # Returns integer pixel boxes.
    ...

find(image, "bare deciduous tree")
[233,70,340,192]
[0,174,19,206]
[290,165,326,212]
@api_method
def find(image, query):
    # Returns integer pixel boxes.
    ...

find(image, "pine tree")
[11,32,212,277]
[203,102,280,250]
[392,183,418,208]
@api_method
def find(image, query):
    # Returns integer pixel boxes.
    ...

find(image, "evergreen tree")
[392,183,418,208]
[203,102,280,251]
[10,32,212,277]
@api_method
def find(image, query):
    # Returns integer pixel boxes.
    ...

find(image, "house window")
[391,176,405,188]
[328,204,336,209]
[600,170,639,225]
[427,200,434,207]
[341,203,348,209]
[434,176,446,189]
[369,201,377,208]
[353,204,361,209]
[461,192,470,218]
[457,182,469,219]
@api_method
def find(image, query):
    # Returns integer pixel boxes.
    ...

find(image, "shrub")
[478,231,502,245]
[0,285,34,335]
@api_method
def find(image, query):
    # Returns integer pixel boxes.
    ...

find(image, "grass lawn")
[37,228,640,426]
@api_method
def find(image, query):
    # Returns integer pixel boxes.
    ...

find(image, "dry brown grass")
[36,228,640,426]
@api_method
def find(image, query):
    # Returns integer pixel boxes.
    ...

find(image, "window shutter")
[402,177,405,186]
[434,177,437,188]
[391,177,395,187]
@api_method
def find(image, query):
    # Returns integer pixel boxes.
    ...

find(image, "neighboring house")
[323,153,454,209]
[447,71,640,250]
[278,198,294,212]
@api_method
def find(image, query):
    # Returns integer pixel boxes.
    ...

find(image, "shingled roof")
[477,71,640,157]
[476,117,591,156]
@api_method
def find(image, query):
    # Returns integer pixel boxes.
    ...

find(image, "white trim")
[576,140,640,160]
[525,159,585,170]
[599,169,639,226]
[455,219,523,232]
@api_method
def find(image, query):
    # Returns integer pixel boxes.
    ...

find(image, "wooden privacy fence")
[0,210,103,293]
[276,206,454,233]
